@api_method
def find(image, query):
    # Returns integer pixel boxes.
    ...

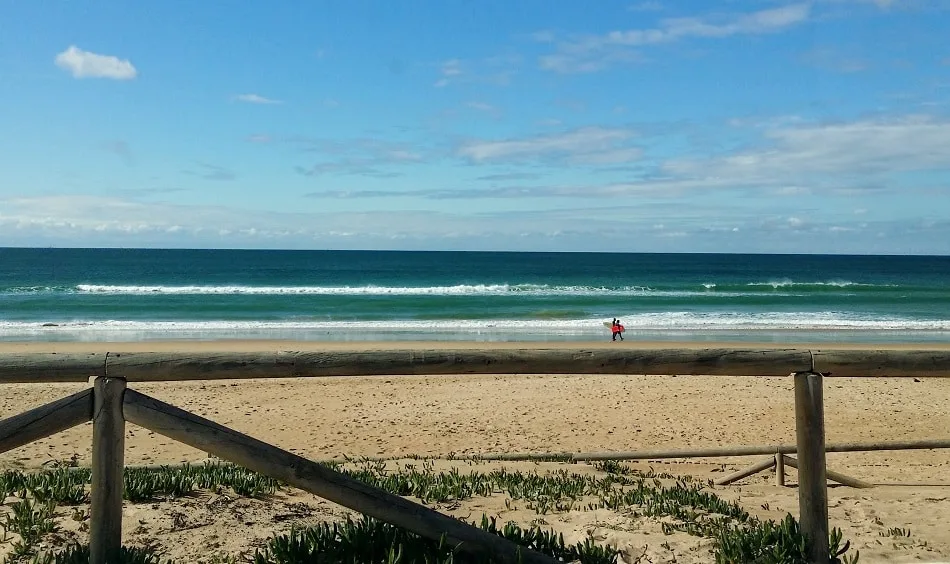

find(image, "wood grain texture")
[0,353,105,383]
[795,372,830,564]
[287,348,813,377]
[0,388,92,454]
[106,352,292,381]
[90,378,126,564]
[713,456,776,486]
[775,453,786,487]
[3,348,950,382]
[122,389,558,564]
[812,349,950,377]
[781,455,872,489]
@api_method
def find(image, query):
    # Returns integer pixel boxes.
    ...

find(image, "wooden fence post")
[90,377,126,564]
[794,372,829,564]
[774,452,785,487]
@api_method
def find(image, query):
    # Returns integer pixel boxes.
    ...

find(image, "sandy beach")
[2,340,950,562]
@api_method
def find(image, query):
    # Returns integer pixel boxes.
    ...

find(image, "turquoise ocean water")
[1,248,948,343]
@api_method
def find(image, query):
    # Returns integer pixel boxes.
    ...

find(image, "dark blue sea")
[1,248,949,343]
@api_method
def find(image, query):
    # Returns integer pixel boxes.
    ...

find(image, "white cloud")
[441,59,462,76]
[465,101,502,118]
[432,57,518,87]
[665,115,950,182]
[458,127,638,164]
[539,4,810,73]
[54,46,137,80]
[2,194,947,253]
[292,137,424,177]
[434,59,462,87]
[233,94,283,104]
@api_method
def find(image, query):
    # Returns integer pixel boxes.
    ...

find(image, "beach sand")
[2,340,950,562]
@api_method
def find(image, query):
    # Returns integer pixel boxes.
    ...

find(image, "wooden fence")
[2,347,949,564]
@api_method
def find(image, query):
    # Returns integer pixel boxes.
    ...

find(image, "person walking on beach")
[611,318,624,341]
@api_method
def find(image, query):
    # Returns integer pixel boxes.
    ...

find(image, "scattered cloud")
[540,50,642,74]
[664,115,950,184]
[54,46,137,80]
[465,101,502,118]
[475,172,543,182]
[441,59,462,76]
[233,93,283,104]
[538,4,810,73]
[246,134,272,143]
[294,162,403,178]
[186,163,237,181]
[433,56,519,87]
[2,194,947,253]
[457,127,640,165]
[293,137,424,178]
[434,59,462,87]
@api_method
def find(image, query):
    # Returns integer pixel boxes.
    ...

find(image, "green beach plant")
[0,460,860,563]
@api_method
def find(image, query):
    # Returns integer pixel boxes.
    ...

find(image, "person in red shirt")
[612,318,624,341]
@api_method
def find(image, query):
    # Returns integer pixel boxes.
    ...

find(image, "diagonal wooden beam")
[781,455,872,489]
[713,456,776,486]
[122,389,558,564]
[0,388,93,455]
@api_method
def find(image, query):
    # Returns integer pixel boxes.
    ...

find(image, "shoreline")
[1,339,950,354]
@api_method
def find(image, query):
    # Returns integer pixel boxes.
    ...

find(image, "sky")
[1,0,949,254]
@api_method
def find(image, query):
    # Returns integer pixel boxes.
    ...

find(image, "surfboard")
[604,321,624,331]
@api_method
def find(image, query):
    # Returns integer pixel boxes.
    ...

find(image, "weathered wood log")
[713,456,776,486]
[289,348,812,377]
[106,352,291,382]
[0,388,93,454]
[812,349,950,378]
[0,348,814,381]
[90,378,126,564]
[781,455,872,489]
[795,372,829,564]
[3,348,950,382]
[570,438,950,462]
[0,353,104,383]
[122,389,558,564]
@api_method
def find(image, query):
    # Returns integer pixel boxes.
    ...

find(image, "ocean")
[1,248,948,343]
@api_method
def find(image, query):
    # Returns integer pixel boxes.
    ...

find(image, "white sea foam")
[3,312,949,334]
[72,284,722,297]
[745,279,879,289]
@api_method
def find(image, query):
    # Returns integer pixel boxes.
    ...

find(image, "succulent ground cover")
[0,459,858,563]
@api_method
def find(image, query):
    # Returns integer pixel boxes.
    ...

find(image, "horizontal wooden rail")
[1,348,948,382]
[122,389,557,564]
[0,388,93,454]
[452,438,950,463]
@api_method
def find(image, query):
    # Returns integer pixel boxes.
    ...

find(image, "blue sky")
[1,0,949,253]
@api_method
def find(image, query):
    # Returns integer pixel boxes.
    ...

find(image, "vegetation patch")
[1,460,860,563]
